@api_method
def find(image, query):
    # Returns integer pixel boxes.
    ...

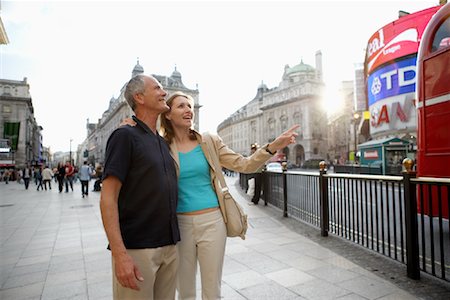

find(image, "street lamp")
[353,113,360,161]
[69,139,73,164]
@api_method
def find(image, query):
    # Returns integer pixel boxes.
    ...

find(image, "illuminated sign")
[365,6,440,74]
[370,95,416,134]
[368,56,416,106]
[364,150,379,159]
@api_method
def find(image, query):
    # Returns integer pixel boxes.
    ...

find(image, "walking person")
[23,165,32,189]
[36,166,44,191]
[79,161,92,198]
[64,161,75,192]
[250,143,264,205]
[122,91,299,299]
[100,74,180,300]
[42,165,53,190]
[57,162,65,193]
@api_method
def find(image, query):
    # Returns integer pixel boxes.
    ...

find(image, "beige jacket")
[168,130,272,222]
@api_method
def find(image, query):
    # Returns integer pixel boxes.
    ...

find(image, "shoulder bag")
[204,133,248,240]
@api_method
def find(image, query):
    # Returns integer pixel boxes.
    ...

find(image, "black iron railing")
[238,160,450,283]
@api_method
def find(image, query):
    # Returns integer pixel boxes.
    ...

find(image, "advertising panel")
[368,56,417,135]
[365,6,440,74]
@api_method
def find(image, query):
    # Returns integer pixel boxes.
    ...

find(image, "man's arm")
[100,176,143,290]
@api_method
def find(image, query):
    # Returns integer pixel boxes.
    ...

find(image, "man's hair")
[124,75,146,111]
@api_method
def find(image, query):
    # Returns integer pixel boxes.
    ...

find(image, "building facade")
[78,61,200,166]
[217,51,327,166]
[0,78,44,168]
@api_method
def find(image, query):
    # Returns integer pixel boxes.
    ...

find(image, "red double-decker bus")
[416,2,450,218]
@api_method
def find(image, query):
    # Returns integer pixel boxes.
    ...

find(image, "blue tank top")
[177,144,219,213]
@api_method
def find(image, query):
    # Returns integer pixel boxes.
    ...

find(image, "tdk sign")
[368,56,417,106]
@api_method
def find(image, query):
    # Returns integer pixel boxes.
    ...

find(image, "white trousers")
[112,245,178,300]
[177,209,227,300]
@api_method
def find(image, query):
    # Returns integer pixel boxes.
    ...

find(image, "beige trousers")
[176,209,227,300]
[112,245,178,300]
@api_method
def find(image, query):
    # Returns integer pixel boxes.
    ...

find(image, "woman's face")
[166,96,194,129]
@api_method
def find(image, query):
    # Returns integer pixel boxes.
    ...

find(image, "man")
[23,165,31,189]
[42,165,53,190]
[100,74,180,300]
[79,161,92,198]
[250,143,263,205]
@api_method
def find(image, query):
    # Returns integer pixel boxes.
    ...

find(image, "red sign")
[365,6,441,74]
[364,150,379,159]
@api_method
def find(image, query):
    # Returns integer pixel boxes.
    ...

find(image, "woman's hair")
[160,91,196,144]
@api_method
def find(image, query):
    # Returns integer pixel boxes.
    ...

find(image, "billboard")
[365,6,441,74]
[365,6,441,137]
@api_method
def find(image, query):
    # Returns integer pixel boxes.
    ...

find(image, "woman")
[163,91,298,299]
[124,91,298,299]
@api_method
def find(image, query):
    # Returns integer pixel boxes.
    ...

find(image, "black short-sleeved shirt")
[103,116,180,249]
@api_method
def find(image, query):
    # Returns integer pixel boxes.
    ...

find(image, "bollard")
[282,162,288,217]
[319,161,329,236]
[402,158,420,279]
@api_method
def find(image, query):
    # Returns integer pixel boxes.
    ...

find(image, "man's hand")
[268,124,300,153]
[113,251,144,291]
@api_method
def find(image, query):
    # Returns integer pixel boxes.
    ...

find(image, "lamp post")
[353,113,360,162]
[69,139,73,164]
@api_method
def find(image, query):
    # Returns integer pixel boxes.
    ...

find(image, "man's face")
[138,76,168,114]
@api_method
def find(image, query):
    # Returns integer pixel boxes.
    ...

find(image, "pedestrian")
[79,161,92,198]
[57,162,65,193]
[42,165,53,190]
[23,165,32,189]
[3,169,10,184]
[122,91,299,299]
[250,143,264,205]
[100,74,180,299]
[64,161,75,192]
[36,166,44,191]
[93,165,103,192]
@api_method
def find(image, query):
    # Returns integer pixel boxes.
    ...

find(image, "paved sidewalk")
[0,177,448,299]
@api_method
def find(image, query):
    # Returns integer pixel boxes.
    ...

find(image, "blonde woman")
[124,91,298,299]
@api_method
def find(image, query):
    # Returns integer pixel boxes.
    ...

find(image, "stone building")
[0,77,43,168]
[78,61,200,166]
[217,51,327,166]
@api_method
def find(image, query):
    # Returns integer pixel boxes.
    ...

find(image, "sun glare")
[321,84,344,116]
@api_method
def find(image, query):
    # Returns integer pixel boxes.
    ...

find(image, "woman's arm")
[215,125,299,173]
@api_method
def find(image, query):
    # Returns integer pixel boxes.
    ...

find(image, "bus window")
[431,16,450,52]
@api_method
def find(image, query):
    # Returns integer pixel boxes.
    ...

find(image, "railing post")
[402,158,420,279]
[319,161,329,237]
[282,162,288,217]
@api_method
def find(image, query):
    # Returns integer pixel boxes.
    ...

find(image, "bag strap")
[204,133,229,193]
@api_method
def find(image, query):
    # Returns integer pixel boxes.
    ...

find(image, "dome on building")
[131,59,144,77]
[258,81,268,90]
[170,66,182,79]
[285,59,315,75]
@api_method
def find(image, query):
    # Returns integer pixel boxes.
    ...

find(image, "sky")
[0,0,441,153]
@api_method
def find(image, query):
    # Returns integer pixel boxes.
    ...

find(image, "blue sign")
[368,55,417,106]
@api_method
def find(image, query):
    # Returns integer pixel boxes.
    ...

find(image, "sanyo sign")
[368,56,417,135]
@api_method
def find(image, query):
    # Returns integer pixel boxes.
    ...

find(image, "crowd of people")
[1,162,103,195]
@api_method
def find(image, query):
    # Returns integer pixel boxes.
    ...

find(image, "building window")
[313,147,319,155]
[2,105,11,113]
[432,16,450,52]
[268,118,275,131]
[280,115,288,131]
[3,86,11,95]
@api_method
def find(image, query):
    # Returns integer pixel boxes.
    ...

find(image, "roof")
[358,137,410,149]
[285,60,315,75]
